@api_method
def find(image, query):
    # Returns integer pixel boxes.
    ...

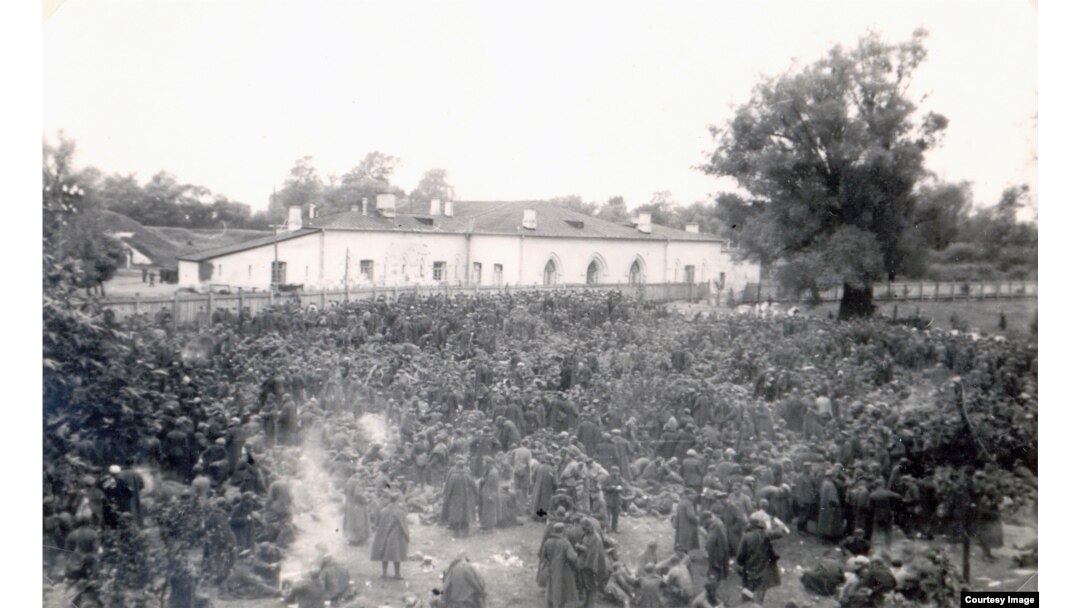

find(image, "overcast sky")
[43,0,1037,214]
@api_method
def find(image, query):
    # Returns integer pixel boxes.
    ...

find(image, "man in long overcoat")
[442,553,488,608]
[371,493,410,579]
[736,516,780,604]
[673,488,701,553]
[576,518,608,608]
[537,523,580,608]
[704,514,730,583]
[343,469,371,545]
[475,457,502,531]
[441,460,478,537]
[818,472,845,541]
[531,457,557,520]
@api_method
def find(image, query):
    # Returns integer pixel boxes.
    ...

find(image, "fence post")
[321,287,326,309]
[134,293,140,315]
[172,293,179,330]
[238,289,244,314]
[207,290,214,318]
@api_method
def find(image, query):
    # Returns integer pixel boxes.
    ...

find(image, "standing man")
[673,488,701,553]
[441,458,478,538]
[370,493,410,580]
[531,455,557,520]
[818,470,845,542]
[703,514,730,584]
[602,467,626,534]
[681,450,705,503]
[537,523,580,608]
[576,518,608,608]
[736,515,781,604]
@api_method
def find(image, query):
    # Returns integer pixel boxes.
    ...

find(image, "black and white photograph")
[37,1,1043,607]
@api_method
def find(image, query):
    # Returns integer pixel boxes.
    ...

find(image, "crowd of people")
[43,289,1037,608]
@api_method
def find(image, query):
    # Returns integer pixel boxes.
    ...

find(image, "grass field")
[801,298,1038,339]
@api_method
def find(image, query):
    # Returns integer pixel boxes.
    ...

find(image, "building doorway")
[544,259,557,286]
[587,260,601,285]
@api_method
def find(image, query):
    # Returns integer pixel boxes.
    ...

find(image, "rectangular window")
[271,261,287,284]
[493,263,503,285]
[719,272,726,290]
[433,261,446,281]
[248,265,252,279]
[217,264,222,276]
[472,262,482,284]
[360,260,374,281]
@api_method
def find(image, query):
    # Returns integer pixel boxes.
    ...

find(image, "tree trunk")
[837,282,875,321]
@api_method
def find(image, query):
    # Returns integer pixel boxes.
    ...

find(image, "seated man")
[841,529,872,557]
[221,557,279,600]
[318,555,351,603]
[660,552,694,603]
[603,561,638,608]
[801,553,847,597]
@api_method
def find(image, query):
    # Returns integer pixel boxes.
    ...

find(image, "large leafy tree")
[704,30,948,319]
[325,151,404,215]
[407,168,456,213]
[548,195,597,216]
[638,191,683,227]
[596,196,630,223]
[43,135,128,295]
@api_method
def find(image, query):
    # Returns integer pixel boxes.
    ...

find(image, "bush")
[930,242,983,264]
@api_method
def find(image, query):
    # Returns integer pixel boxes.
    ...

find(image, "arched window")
[586,260,601,285]
[544,259,558,286]
[629,260,642,284]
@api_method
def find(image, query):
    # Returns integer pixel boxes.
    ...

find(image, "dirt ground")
[102,268,186,297]
[202,506,1035,608]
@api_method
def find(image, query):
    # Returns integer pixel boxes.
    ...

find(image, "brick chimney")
[361,198,368,216]
[429,199,441,215]
[443,201,454,217]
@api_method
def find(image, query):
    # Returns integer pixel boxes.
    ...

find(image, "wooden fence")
[99,281,713,325]
[739,280,1037,304]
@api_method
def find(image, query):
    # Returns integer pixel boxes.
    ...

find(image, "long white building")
[177,195,759,293]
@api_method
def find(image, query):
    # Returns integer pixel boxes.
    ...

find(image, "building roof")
[176,228,320,262]
[177,201,723,263]
[308,209,474,233]
[312,200,722,241]
[451,201,723,242]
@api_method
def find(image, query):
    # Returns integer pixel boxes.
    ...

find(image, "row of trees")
[269,152,456,221]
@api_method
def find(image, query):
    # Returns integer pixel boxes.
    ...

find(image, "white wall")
[469,235,524,286]
[666,241,759,293]
[176,228,759,292]
[322,230,470,287]
[177,232,323,289]
[515,237,662,285]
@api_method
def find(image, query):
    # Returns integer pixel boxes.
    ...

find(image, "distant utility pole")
[270,186,281,303]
